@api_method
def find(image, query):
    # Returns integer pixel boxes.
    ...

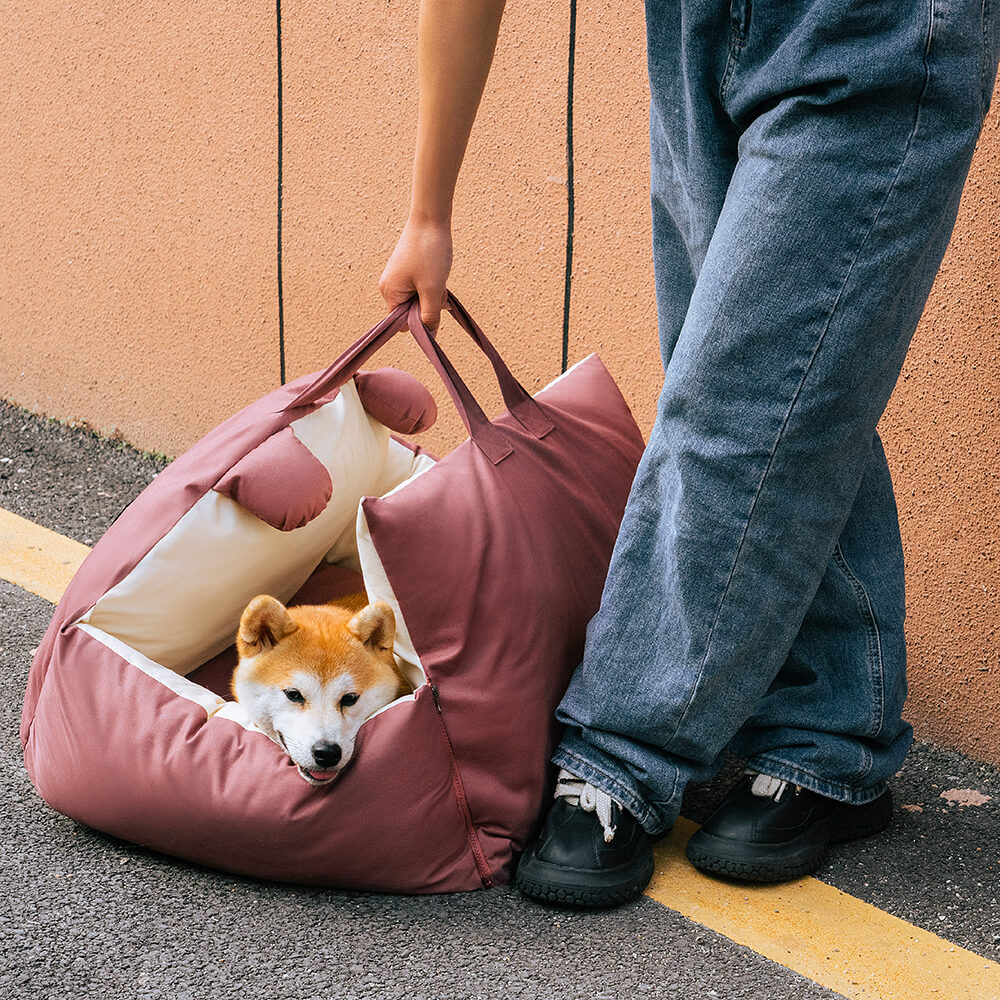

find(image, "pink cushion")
[213,425,333,531]
[354,367,437,434]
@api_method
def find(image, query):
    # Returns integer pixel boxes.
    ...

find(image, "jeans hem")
[748,755,890,805]
[551,745,678,837]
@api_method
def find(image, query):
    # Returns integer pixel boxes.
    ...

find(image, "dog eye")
[339,692,360,709]
[283,688,305,704]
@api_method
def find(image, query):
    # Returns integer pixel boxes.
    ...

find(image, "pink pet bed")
[21,294,645,892]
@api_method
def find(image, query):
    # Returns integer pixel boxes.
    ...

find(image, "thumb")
[417,286,448,333]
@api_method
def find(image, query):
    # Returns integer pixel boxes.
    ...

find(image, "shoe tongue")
[750,773,789,799]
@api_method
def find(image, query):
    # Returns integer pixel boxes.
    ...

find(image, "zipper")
[431,683,495,888]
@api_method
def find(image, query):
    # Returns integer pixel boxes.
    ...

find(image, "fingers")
[377,275,445,332]
[377,272,418,319]
[378,219,453,331]
[378,277,443,332]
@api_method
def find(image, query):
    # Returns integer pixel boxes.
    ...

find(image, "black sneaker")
[514,769,655,909]
[685,771,894,883]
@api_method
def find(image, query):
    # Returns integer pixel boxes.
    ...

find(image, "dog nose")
[312,742,342,768]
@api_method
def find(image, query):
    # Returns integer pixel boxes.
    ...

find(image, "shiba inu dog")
[232,592,412,785]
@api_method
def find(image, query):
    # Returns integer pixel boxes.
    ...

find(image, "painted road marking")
[3,504,999,1000]
[0,507,90,603]
[651,818,1000,1000]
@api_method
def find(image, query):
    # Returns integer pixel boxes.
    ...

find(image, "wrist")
[407,205,452,229]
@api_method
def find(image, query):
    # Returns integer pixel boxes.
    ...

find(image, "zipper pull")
[430,682,443,713]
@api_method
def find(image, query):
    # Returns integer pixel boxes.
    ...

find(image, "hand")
[379,217,453,331]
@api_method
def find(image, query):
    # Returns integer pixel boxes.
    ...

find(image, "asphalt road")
[2,398,998,1000]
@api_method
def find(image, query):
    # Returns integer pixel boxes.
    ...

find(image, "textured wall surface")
[2,2,997,761]
[2,2,277,449]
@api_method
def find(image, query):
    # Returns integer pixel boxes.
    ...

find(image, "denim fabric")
[553,0,1000,835]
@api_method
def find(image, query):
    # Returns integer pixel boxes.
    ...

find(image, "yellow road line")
[649,818,1000,1000]
[0,506,90,603]
[3,505,999,999]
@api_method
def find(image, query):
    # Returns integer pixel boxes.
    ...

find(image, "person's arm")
[379,0,507,330]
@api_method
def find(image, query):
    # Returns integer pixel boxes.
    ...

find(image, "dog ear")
[238,595,297,653]
[347,601,396,651]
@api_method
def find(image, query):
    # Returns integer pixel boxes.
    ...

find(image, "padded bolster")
[213,425,333,531]
[354,367,437,434]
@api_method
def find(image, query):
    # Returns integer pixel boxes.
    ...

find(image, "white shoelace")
[748,770,800,803]
[555,768,619,843]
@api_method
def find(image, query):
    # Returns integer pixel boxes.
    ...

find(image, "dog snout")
[312,741,342,769]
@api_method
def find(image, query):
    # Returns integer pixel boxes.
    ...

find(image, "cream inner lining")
[71,385,436,731]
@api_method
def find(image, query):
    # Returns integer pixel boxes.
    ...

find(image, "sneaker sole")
[685,788,894,884]
[514,854,655,909]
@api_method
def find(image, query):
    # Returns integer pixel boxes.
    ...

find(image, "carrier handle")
[404,300,512,463]
[440,292,554,439]
[284,291,554,463]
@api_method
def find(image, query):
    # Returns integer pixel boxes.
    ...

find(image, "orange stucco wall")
[3,2,998,763]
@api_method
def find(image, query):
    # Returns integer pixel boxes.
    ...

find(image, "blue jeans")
[554,0,1000,835]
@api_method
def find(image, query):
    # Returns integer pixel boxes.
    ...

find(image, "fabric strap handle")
[284,291,553,464]
[440,292,554,439]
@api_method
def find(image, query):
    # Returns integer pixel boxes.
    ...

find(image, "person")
[379,0,1000,908]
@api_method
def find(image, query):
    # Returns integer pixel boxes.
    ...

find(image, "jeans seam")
[833,542,886,739]
[982,0,995,115]
[719,49,738,108]
[719,0,751,106]
[663,1,935,761]
[751,754,884,801]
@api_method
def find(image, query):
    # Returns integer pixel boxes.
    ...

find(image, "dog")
[232,592,412,785]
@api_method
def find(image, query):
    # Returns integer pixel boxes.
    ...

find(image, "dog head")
[232,593,410,785]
